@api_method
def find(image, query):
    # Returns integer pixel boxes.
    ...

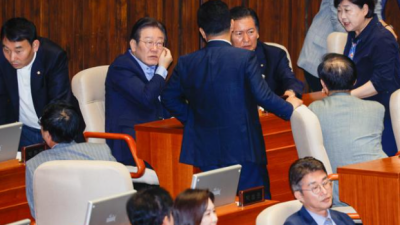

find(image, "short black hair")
[289,157,327,192]
[1,17,37,44]
[126,187,173,225]
[230,6,260,31]
[129,17,167,46]
[197,0,231,36]
[39,102,80,144]
[334,0,375,18]
[317,53,357,91]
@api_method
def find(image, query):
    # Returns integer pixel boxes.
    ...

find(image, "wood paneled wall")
[1,0,399,86]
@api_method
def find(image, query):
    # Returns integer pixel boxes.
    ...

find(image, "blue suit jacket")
[284,206,355,225]
[161,41,293,167]
[0,37,72,125]
[255,41,304,97]
[105,50,167,165]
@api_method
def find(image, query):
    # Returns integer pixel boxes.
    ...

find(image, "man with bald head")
[309,53,387,206]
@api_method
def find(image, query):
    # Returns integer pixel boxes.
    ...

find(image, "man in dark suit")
[285,157,354,225]
[230,6,304,98]
[0,17,73,148]
[162,0,302,198]
[105,17,172,166]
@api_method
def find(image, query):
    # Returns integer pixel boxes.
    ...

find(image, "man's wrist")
[156,66,168,79]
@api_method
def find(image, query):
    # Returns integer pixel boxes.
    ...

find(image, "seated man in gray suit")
[285,157,354,225]
[25,102,116,218]
[309,53,387,206]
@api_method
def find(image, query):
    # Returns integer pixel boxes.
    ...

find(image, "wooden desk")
[216,200,278,225]
[0,160,33,224]
[135,92,324,199]
[338,156,400,225]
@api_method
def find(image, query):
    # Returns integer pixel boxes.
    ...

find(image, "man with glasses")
[230,6,304,98]
[285,157,354,225]
[105,17,173,167]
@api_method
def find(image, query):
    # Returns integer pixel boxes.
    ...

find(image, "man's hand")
[158,47,173,69]
[286,96,303,110]
[284,90,296,98]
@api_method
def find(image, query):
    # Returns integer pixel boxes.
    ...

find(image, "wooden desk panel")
[338,157,400,225]
[217,200,278,225]
[0,160,33,224]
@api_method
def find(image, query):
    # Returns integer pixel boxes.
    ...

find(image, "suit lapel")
[259,42,272,80]
[30,51,45,117]
[300,206,319,225]
[3,62,20,114]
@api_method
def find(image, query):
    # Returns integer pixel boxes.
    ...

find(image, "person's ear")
[294,190,304,203]
[129,39,137,53]
[199,28,207,41]
[320,80,329,94]
[32,39,40,52]
[362,4,369,17]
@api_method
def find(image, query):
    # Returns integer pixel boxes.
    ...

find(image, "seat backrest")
[33,160,133,225]
[265,42,293,70]
[71,65,109,143]
[390,89,400,151]
[256,200,302,224]
[290,105,333,174]
[327,32,348,54]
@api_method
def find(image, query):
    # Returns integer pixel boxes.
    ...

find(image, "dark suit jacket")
[0,37,72,125]
[255,41,304,97]
[105,50,167,165]
[284,206,355,225]
[161,41,293,167]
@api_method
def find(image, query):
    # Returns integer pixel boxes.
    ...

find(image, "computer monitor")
[191,164,241,207]
[0,122,23,162]
[84,190,136,225]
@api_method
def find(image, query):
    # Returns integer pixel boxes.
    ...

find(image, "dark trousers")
[200,162,271,199]
[382,111,398,156]
[303,70,322,93]
[19,125,43,151]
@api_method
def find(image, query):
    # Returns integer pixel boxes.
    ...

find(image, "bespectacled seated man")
[284,157,355,225]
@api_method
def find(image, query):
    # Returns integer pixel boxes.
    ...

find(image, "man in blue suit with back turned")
[162,0,302,198]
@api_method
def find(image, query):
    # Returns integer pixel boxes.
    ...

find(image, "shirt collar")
[52,141,76,149]
[306,208,334,225]
[208,39,232,45]
[129,50,156,72]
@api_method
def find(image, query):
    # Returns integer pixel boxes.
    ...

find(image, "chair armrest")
[328,173,339,181]
[347,213,360,219]
[83,132,146,178]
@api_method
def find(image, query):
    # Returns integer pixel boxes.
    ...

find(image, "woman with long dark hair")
[173,189,218,225]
